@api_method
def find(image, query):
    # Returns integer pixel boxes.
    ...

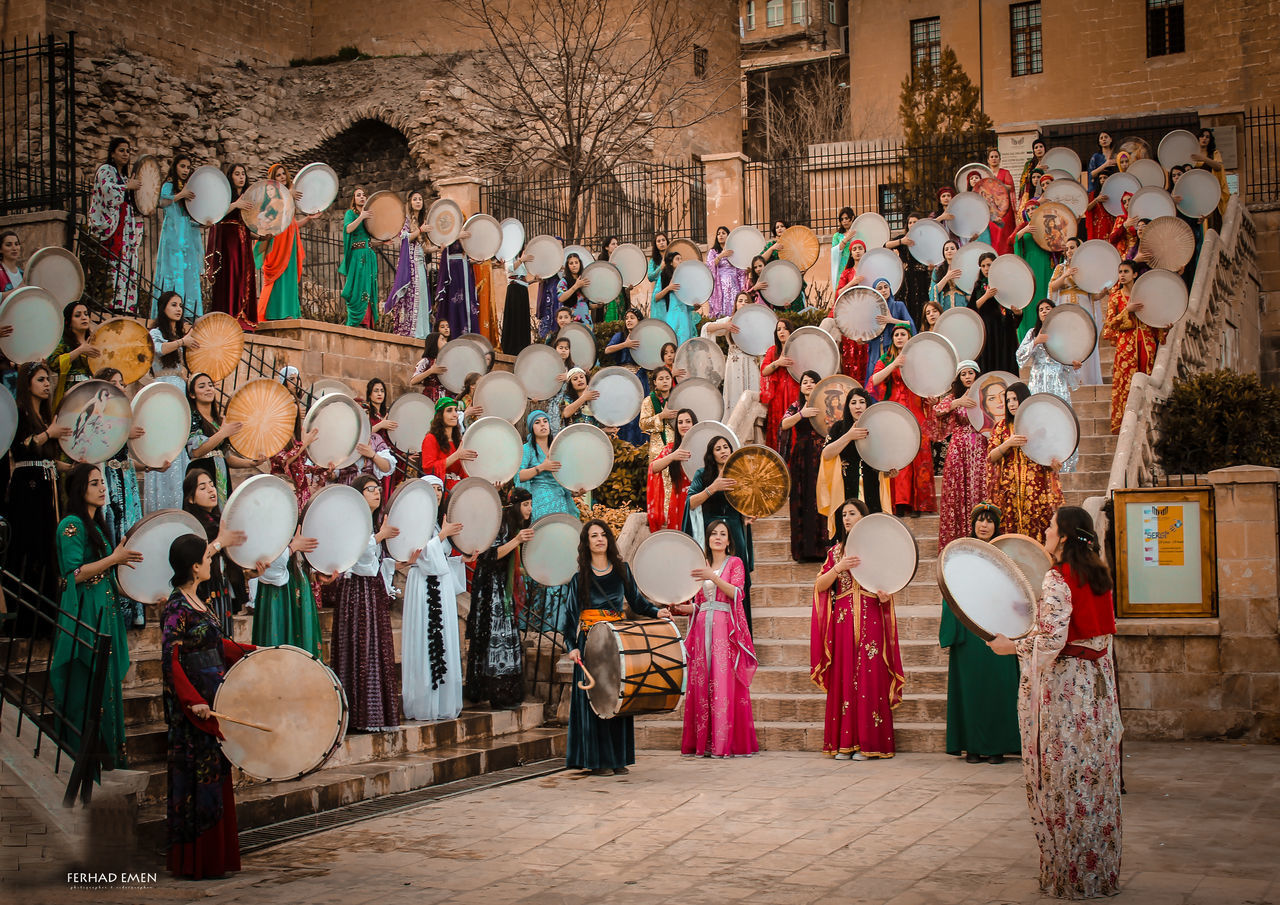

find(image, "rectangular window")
[1010,1,1042,76]
[746,0,756,30]
[1147,0,1185,57]
[694,45,708,78]
[792,0,806,24]
[766,0,784,27]
[910,17,942,77]
[879,184,905,233]
[828,0,838,24]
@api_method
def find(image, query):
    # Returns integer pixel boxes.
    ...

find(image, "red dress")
[420,433,468,489]
[1102,285,1164,434]
[840,337,868,386]
[646,441,689,532]
[758,347,799,451]
[987,167,1017,254]
[870,357,937,514]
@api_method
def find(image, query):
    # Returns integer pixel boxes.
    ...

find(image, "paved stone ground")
[6,740,1279,905]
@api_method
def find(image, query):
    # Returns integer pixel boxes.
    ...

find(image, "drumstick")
[576,662,596,691]
[208,710,274,732]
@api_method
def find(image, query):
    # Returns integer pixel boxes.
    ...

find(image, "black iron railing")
[1039,112,1202,179]
[0,34,77,217]
[1243,105,1279,204]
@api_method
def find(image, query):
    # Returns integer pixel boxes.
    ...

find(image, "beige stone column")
[437,176,484,218]
[701,152,748,241]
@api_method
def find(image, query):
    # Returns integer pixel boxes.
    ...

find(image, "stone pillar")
[437,176,484,218]
[701,152,748,240]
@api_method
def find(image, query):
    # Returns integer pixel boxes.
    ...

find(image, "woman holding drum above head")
[251,528,321,656]
[987,506,1122,899]
[646,232,669,319]
[205,162,258,330]
[341,187,382,328]
[780,370,830,562]
[549,367,599,435]
[706,226,746,319]
[1104,260,1164,435]
[183,468,252,633]
[161,533,256,880]
[758,317,799,451]
[556,253,592,326]
[1017,300,1081,472]
[928,241,967,311]
[702,291,762,417]
[385,190,435,339]
[869,325,937,518]
[562,519,671,774]
[152,150,205,319]
[143,291,197,513]
[87,137,143,314]
[255,163,318,323]
[987,381,1063,544]
[683,435,755,631]
[410,327,449,402]
[48,299,97,406]
[466,488,532,710]
[811,498,904,760]
[971,253,1018,375]
[861,279,915,386]
[647,407,697,532]
[420,396,474,490]
[186,372,259,507]
[818,387,886,529]
[933,362,988,550]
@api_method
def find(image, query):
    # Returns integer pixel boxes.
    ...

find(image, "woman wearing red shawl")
[811,498,904,759]
[205,163,257,330]
[87,138,144,314]
[1107,192,1140,260]
[986,147,1017,254]
[1085,170,1119,241]
[758,317,799,451]
[254,164,316,321]
[419,397,474,490]
[869,324,937,516]
[1103,260,1164,434]
[647,407,696,532]
[833,240,871,380]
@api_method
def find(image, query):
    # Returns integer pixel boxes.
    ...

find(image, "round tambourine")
[722,444,789,519]
[936,538,1036,640]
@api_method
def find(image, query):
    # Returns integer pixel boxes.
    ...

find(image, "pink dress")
[810,545,905,757]
[680,555,759,757]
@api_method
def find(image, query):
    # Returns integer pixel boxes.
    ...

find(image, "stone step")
[749,604,942,642]
[750,691,946,723]
[634,719,945,753]
[750,666,946,697]
[751,636,945,669]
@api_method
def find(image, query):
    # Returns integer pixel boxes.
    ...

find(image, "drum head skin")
[725,226,766,269]
[588,366,644,426]
[934,307,985,362]
[557,322,598,370]
[461,213,503,261]
[515,343,567,401]
[834,284,889,343]
[854,400,922,472]
[776,226,820,271]
[1100,173,1141,217]
[1141,216,1196,272]
[582,618,685,719]
[0,390,17,458]
[1042,304,1098,366]
[954,161,993,192]
[302,484,374,574]
[679,420,739,480]
[581,261,623,305]
[988,254,1035,310]
[848,513,919,594]
[674,337,726,387]
[214,646,348,782]
[610,243,649,287]
[1174,168,1220,219]
[118,509,205,604]
[667,377,724,425]
[723,444,789,518]
[365,191,407,243]
[631,529,705,605]
[1013,392,1080,467]
[426,198,464,247]
[55,380,131,464]
[497,218,526,266]
[782,326,840,382]
[729,303,777,357]
[899,332,959,398]
[133,156,163,216]
[964,370,1020,434]
[293,162,340,215]
[0,285,62,362]
[1128,158,1167,189]
[471,370,527,425]
[387,392,436,452]
[226,378,299,461]
[937,538,1036,640]
[445,477,503,556]
[947,192,991,241]
[672,260,714,307]
[858,247,904,295]
[851,212,890,250]
[1157,129,1200,170]
[952,241,996,295]
[1127,186,1177,222]
[1042,179,1088,218]
[460,416,523,484]
[1131,268,1190,329]
[906,218,949,265]
[991,534,1053,603]
[241,179,296,237]
[759,259,803,307]
[311,378,353,398]
[808,375,859,438]
[303,392,370,470]
[436,338,488,394]
[523,513,583,587]
[1041,147,1082,176]
[563,244,596,268]
[184,165,232,226]
[129,381,191,469]
[631,318,677,370]
[384,478,439,563]
[24,246,84,307]
[186,312,245,382]
[91,317,154,385]
[221,474,299,569]
[550,423,615,492]
[1071,240,1122,295]
[524,235,565,280]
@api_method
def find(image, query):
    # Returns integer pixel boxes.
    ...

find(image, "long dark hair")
[712,225,729,253]
[599,236,619,260]
[105,137,130,175]
[151,290,188,369]
[650,232,668,265]
[659,250,679,288]
[1030,298,1054,338]
[16,361,53,430]
[60,300,88,349]
[575,518,624,612]
[164,150,191,191]
[949,363,978,401]
[702,434,732,478]
[933,240,958,283]
[186,372,221,434]
[1054,506,1112,594]
[703,518,735,559]
[351,473,383,527]
[1005,381,1031,422]
[223,162,248,201]
[182,468,221,526]
[798,369,821,403]
[503,487,532,537]
[65,463,109,557]
[970,501,1003,538]
[1198,127,1218,157]
[620,306,642,338]
[832,498,869,546]
[428,401,462,450]
[408,190,428,228]
[675,406,698,438]
[835,387,873,434]
[365,378,388,420]
[423,331,446,360]
[169,534,208,588]
[771,317,794,357]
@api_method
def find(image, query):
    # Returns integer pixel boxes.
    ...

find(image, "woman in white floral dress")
[988,505,1123,899]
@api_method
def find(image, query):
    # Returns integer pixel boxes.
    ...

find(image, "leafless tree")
[755,67,895,156]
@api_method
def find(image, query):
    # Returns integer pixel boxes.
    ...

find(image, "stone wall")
[1253,205,1280,386]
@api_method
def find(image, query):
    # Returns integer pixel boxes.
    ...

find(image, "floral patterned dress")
[987,419,1062,544]
[87,163,143,314]
[933,394,989,550]
[1103,285,1164,435]
[706,248,746,319]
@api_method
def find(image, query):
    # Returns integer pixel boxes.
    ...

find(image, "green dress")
[254,227,303,320]
[1013,232,1055,340]
[50,515,130,771]
[938,601,1020,758]
[341,210,380,326]
[251,551,321,656]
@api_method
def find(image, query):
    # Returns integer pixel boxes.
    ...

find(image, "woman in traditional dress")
[363,377,398,495]
[268,374,322,510]
[869,325,937,517]
[186,372,258,506]
[596,236,627,323]
[161,533,253,880]
[500,244,536,354]
[143,291,196,513]
[928,241,967,311]
[48,300,95,406]
[87,137,143,314]
[255,164,313,322]
[549,367,598,436]
[555,253,592,326]
[420,396,474,490]
[743,254,767,304]
[92,367,146,628]
[340,187,381,327]
[988,506,1122,899]
[182,469,249,634]
[940,501,1020,764]
[562,519,670,773]
[886,213,932,324]
[702,291,762,419]
[834,238,866,294]
[1011,173,1058,339]
[152,151,204,319]
[251,529,321,656]
[933,362,987,549]
[647,408,696,532]
[817,387,885,530]
[1192,127,1231,229]
[1,229,23,298]
[988,382,1063,543]
[684,435,754,630]
[647,232,669,319]
[638,364,675,467]
[515,410,579,632]
[1104,260,1163,434]
[656,250,697,344]
[1017,137,1048,216]
[758,317,798,451]
[987,148,1017,255]
[1085,173,1118,242]
[50,464,140,769]
[1017,300,1081,472]
[205,163,257,330]
[780,370,829,561]
[971,252,1019,375]
[384,190,433,338]
[466,488,532,709]
[1048,236,1103,386]
[1086,131,1118,199]
[706,226,745,319]
[409,329,449,401]
[811,498,904,760]
[861,279,915,385]
[672,519,757,757]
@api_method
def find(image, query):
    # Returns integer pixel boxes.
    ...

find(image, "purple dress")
[434,240,477,334]
[706,248,746,319]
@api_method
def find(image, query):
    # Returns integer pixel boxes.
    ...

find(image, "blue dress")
[152,182,204,319]
[515,440,579,633]
[864,298,916,385]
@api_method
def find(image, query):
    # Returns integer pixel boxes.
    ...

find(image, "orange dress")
[1102,284,1164,434]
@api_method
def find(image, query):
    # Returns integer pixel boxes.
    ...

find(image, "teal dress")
[251,550,321,656]
[647,258,667,322]
[938,601,1020,758]
[152,181,205,319]
[342,209,380,326]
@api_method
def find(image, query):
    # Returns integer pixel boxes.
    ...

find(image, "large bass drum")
[581,618,686,719]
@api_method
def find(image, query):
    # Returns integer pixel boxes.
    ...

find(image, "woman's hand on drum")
[1033,333,1049,346]
[128,424,146,441]
[655,607,673,619]
[515,528,535,544]
[950,397,977,411]
[301,427,320,449]
[1126,299,1144,314]
[800,405,819,419]
[467,405,484,419]
[659,407,679,420]
[438,518,463,542]
[1050,457,1064,471]
[584,389,601,402]
[538,458,562,473]
[355,441,376,459]
[1071,360,1083,370]
[174,187,195,202]
[875,590,891,603]
[986,633,1016,656]
[623,338,641,349]
[217,420,244,440]
[672,367,689,381]
[709,475,737,493]
[289,533,319,554]
[835,553,860,573]
[372,419,399,433]
[72,341,99,362]
[375,523,401,544]
[181,333,201,349]
[673,448,692,461]
[690,566,717,581]
[556,371,569,384]
[189,703,212,720]
[776,355,796,369]
[111,542,145,569]
[1009,434,1028,447]
[215,528,247,551]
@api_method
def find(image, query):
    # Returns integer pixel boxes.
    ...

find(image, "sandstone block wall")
[1253,206,1280,387]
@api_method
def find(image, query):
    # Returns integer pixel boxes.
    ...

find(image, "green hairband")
[435,396,457,412]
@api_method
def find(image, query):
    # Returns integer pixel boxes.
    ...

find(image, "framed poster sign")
[1113,487,1217,618]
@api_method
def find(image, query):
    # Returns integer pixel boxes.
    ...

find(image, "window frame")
[909,17,942,78]
[792,0,806,25]
[693,44,708,79]
[1146,0,1185,58]
[766,0,784,27]
[746,0,756,30]
[1009,1,1043,77]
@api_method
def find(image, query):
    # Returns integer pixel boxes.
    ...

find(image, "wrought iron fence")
[1243,105,1279,204]
[0,34,77,217]
[1039,111,1201,178]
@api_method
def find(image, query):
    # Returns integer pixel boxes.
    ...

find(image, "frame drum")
[851,212,890,250]
[303,392,370,470]
[128,381,190,469]
[1045,168,1076,185]
[725,225,765,269]
[1128,158,1166,189]
[1131,268,1189,329]
[90,317,154,385]
[854,400,922,472]
[471,370,527,425]
[948,192,991,241]
[118,509,206,604]
[610,243,648,287]
[132,155,163,216]
[1013,392,1080,467]
[728,303,777,357]
[933,306,985,362]
[952,241,996,294]
[833,284,889,343]
[988,254,1035,310]
[1041,146,1081,176]
[581,261,623,305]
[776,226,820,271]
[964,370,1019,434]
[436,337,488,394]
[782,325,840,382]
[674,337,726,388]
[459,331,494,362]
[588,366,645,426]
[1041,178,1088,218]
[1157,129,1199,170]
[582,618,685,720]
[0,389,16,458]
[678,420,739,480]
[292,162,340,215]
[522,513,582,587]
[221,474,298,569]
[240,179,295,236]
[425,198,464,247]
[460,213,502,261]
[1141,216,1196,272]
[386,391,435,452]
[225,378,296,461]
[183,165,232,226]
[214,645,348,782]
[557,322,598,370]
[55,380,131,465]
[667,377,724,425]
[563,244,595,268]
[899,332,959,398]
[0,286,61,362]
[631,529,705,605]
[497,217,526,266]
[185,312,245,381]
[1100,172,1141,217]
[857,247,904,295]
[23,246,84,307]
[1173,168,1220,219]
[1070,239,1122,294]
[937,538,1036,640]
[723,444,790,519]
[672,260,714,307]
[444,477,503,556]
[1030,201,1077,252]
[302,484,373,573]
[550,422,614,492]
[310,378,352,398]
[665,239,699,267]
[1042,303,1098,366]
[990,534,1053,602]
[630,317,677,370]
[758,259,803,307]
[848,513,919,595]
[524,235,565,280]
[906,217,949,266]
[514,343,566,401]
[1127,186,1177,222]
[384,477,439,563]
[954,161,993,192]
[808,374,859,438]
[364,191,407,242]
[460,416,523,483]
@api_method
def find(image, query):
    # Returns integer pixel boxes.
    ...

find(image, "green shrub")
[1153,370,1280,474]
